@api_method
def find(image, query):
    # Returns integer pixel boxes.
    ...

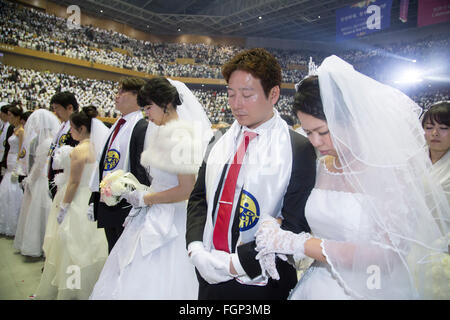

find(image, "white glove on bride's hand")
[188,242,234,284]
[255,218,312,265]
[57,202,70,224]
[122,190,148,208]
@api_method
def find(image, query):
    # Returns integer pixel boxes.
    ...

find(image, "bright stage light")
[394,69,423,84]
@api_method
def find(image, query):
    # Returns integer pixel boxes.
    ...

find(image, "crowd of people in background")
[0,0,448,125]
[0,63,307,124]
[1,62,448,125]
[0,0,449,301]
[1,0,449,84]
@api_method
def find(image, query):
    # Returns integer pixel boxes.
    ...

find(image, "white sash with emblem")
[89,111,143,193]
[49,121,71,170]
[203,109,293,286]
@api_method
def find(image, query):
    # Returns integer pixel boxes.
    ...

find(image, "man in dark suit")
[186,48,316,300]
[89,78,150,253]
[48,92,79,199]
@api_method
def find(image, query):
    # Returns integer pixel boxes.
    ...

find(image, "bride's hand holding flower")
[122,190,151,208]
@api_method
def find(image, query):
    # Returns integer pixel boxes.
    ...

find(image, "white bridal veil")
[316,55,449,299]
[143,78,213,160]
[21,109,60,175]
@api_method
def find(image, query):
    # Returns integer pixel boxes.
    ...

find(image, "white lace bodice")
[290,159,370,300]
[305,159,369,241]
[7,134,19,155]
[6,134,20,169]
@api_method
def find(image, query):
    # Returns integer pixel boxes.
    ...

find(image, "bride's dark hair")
[137,77,181,113]
[7,104,23,118]
[292,76,327,121]
[70,106,98,133]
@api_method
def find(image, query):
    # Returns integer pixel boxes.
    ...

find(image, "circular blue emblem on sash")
[58,133,69,146]
[239,190,260,232]
[104,149,121,171]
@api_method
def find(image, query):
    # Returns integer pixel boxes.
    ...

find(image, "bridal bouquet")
[100,169,149,206]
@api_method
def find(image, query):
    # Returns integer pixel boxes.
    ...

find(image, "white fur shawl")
[140,119,203,175]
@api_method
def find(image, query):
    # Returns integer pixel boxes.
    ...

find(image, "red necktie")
[213,131,258,252]
[107,118,126,151]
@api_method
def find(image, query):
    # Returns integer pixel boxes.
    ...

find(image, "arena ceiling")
[57,0,419,41]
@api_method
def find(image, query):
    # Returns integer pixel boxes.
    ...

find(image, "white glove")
[122,190,148,208]
[258,252,280,280]
[255,218,312,276]
[57,202,70,224]
[87,203,95,221]
[188,242,234,284]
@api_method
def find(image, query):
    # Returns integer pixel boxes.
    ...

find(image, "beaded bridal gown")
[35,147,108,300]
[0,134,24,236]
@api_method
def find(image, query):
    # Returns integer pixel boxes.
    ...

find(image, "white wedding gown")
[90,165,199,300]
[289,159,367,300]
[35,160,108,300]
[14,139,53,257]
[0,134,24,236]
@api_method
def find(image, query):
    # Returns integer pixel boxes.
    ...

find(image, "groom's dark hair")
[221,48,281,99]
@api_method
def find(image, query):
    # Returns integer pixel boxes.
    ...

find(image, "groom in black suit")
[90,78,150,253]
[48,92,79,199]
[186,48,316,300]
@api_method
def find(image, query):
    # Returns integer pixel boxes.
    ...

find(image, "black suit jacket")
[91,118,151,228]
[0,124,15,170]
[47,131,78,198]
[186,129,317,279]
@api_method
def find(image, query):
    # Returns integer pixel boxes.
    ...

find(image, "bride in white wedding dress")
[14,109,60,257]
[0,106,25,236]
[34,107,108,299]
[90,77,212,300]
[255,56,449,300]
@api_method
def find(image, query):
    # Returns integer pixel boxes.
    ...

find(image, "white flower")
[100,169,149,207]
[110,179,127,195]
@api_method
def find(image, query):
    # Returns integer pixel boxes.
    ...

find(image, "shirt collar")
[240,108,278,137]
[121,110,142,121]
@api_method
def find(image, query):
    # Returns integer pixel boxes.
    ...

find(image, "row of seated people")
[1,0,448,84]
[0,63,297,124]
[1,62,449,125]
